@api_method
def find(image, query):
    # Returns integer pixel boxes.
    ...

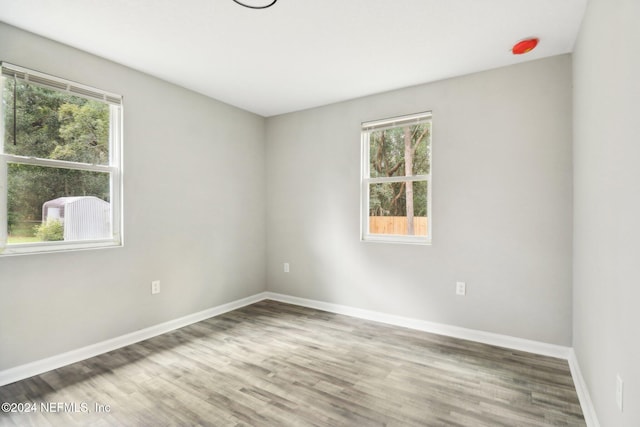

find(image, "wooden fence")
[369,216,428,236]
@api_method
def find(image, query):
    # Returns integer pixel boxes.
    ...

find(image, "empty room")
[0,0,638,426]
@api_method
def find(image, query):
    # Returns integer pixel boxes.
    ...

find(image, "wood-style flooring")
[0,300,585,426]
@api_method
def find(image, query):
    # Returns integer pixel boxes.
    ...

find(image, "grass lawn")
[7,236,40,244]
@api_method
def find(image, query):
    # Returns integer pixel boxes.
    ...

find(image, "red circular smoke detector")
[512,38,539,55]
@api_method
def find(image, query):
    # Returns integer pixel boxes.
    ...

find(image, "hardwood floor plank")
[0,300,585,426]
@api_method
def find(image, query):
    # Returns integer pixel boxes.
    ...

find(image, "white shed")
[42,196,111,241]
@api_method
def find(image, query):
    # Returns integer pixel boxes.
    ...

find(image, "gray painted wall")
[0,23,267,370]
[4,6,637,424]
[573,0,640,425]
[0,21,578,378]
[266,55,573,346]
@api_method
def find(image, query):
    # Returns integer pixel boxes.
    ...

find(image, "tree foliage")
[3,79,110,237]
[55,102,109,164]
[369,123,431,219]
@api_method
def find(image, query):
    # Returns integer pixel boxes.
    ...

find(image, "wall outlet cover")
[151,280,161,295]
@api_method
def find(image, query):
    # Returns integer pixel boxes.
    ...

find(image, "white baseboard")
[264,292,571,359]
[567,349,601,427]
[0,292,268,387]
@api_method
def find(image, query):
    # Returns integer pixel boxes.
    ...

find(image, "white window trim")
[0,62,123,256]
[360,112,432,245]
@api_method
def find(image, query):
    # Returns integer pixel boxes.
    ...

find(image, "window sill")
[361,235,432,245]
[0,239,123,257]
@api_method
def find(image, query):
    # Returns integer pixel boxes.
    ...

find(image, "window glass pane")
[7,163,111,244]
[2,78,110,165]
[368,181,428,236]
[368,122,431,178]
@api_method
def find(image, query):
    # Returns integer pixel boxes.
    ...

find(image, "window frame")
[360,111,432,245]
[0,62,123,256]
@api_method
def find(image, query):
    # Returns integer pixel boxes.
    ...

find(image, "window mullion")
[365,175,429,184]
[1,154,113,173]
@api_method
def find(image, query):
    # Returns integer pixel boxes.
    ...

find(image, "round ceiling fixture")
[232,0,278,9]
[512,38,539,55]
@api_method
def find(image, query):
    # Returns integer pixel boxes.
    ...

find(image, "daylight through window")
[361,112,432,244]
[0,62,123,255]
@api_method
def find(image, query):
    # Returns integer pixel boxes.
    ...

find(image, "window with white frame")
[0,62,123,255]
[361,112,432,244]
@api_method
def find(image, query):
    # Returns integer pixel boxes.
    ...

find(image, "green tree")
[54,102,109,164]
[369,122,430,234]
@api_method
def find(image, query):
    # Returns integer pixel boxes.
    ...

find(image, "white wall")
[573,0,640,425]
[0,23,267,370]
[0,20,579,378]
[266,55,573,346]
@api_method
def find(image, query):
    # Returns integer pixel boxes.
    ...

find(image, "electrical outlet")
[616,374,624,412]
[284,262,290,273]
[456,281,466,296]
[151,280,161,295]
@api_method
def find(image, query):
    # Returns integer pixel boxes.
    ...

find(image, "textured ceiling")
[0,0,587,116]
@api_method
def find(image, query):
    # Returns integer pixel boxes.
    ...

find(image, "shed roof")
[43,197,87,208]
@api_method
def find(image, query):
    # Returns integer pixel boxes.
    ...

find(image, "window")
[361,112,432,244]
[0,62,123,255]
